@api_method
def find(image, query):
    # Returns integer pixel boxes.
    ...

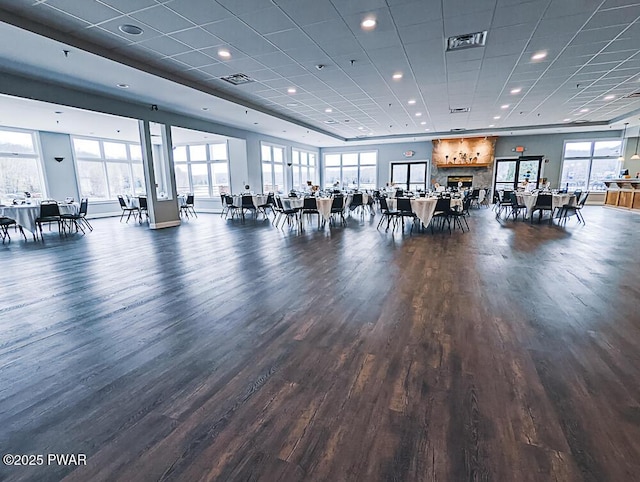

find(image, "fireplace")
[447,176,473,188]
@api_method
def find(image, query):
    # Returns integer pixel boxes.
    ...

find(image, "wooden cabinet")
[604,180,640,211]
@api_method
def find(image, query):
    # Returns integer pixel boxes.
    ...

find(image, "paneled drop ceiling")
[1,0,640,145]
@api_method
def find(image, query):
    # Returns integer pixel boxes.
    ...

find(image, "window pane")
[211,163,229,195]
[292,150,300,164]
[190,163,210,197]
[103,142,127,160]
[360,152,377,165]
[189,145,207,161]
[343,153,358,165]
[308,167,316,184]
[130,144,142,161]
[359,166,376,189]
[517,160,539,183]
[131,163,145,195]
[564,142,591,158]
[560,159,589,191]
[106,162,133,197]
[392,164,408,184]
[262,163,273,193]
[301,152,308,164]
[0,131,36,154]
[309,154,316,166]
[261,145,271,161]
[325,154,340,166]
[174,163,190,194]
[209,143,227,160]
[409,163,426,184]
[589,158,619,191]
[495,161,516,183]
[273,163,284,193]
[325,167,340,188]
[273,147,284,163]
[0,157,44,200]
[173,145,187,162]
[593,140,622,157]
[343,166,358,188]
[77,160,108,200]
[73,138,101,158]
[292,165,301,190]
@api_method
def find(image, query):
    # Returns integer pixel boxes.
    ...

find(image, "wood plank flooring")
[1,206,639,481]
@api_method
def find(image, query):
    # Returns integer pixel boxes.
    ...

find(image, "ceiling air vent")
[220,73,255,85]
[625,92,640,98]
[324,120,338,125]
[447,31,487,51]
[450,107,470,113]
[450,128,466,132]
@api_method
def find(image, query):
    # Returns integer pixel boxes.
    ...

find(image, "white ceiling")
[1,0,640,146]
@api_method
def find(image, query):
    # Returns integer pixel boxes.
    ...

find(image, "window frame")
[322,150,378,190]
[261,142,286,194]
[72,136,144,202]
[291,148,318,190]
[560,138,623,192]
[390,161,429,191]
[0,126,47,201]
[172,141,230,198]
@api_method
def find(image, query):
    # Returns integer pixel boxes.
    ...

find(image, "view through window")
[173,142,230,198]
[324,151,377,190]
[0,128,45,202]
[291,149,317,190]
[560,140,622,191]
[261,143,285,193]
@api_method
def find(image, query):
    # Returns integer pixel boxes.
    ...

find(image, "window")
[261,143,285,193]
[291,149,317,190]
[0,128,45,202]
[323,151,377,190]
[73,137,144,201]
[391,162,428,191]
[560,140,622,192]
[172,142,230,197]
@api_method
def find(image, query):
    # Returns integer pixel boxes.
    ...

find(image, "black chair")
[470,188,481,208]
[529,193,553,224]
[61,198,92,234]
[118,195,138,223]
[330,195,346,226]
[137,197,149,223]
[507,192,527,221]
[495,190,513,217]
[223,195,239,219]
[376,197,398,231]
[180,194,197,218]
[258,193,274,218]
[301,197,320,228]
[1,217,19,243]
[35,201,62,240]
[449,197,471,232]
[349,192,364,215]
[560,192,589,224]
[275,197,299,229]
[240,195,257,221]
[396,197,417,233]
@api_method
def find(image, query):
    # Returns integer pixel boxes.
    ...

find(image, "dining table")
[516,192,574,219]
[232,194,269,210]
[386,197,439,228]
[0,202,80,236]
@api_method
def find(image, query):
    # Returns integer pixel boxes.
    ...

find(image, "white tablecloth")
[0,203,79,234]
[410,198,438,227]
[279,197,304,211]
[516,193,574,218]
[316,198,333,221]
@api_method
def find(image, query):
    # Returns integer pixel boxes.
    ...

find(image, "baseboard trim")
[150,220,182,229]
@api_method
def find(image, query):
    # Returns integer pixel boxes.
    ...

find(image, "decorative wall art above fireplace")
[432,136,497,168]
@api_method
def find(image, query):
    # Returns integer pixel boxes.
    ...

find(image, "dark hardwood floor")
[1,206,639,481]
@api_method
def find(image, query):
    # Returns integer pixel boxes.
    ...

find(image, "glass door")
[391,162,428,191]
[494,156,542,192]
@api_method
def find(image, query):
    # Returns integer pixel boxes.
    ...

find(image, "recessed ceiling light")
[361,17,377,30]
[489,124,495,127]
[420,121,426,125]
[324,108,333,113]
[218,49,231,59]
[408,99,416,105]
[119,24,144,35]
[424,128,430,131]
[287,87,297,94]
[415,112,422,117]
[392,72,403,80]
[358,126,365,130]
[493,115,501,120]
[286,103,298,107]
[54,111,63,114]
[603,94,615,100]
[580,108,589,113]
[501,104,510,109]
[116,83,129,89]
[563,118,571,122]
[531,51,547,60]
[510,88,522,94]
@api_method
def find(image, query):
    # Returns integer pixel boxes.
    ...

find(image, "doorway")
[390,161,428,191]
[494,156,543,192]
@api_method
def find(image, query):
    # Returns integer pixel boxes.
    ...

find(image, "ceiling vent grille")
[447,31,487,51]
[220,73,255,85]
[450,128,466,132]
[450,107,470,113]
[625,92,640,98]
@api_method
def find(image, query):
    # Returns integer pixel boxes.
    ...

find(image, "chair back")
[224,195,235,206]
[351,193,363,206]
[434,198,450,213]
[572,189,582,199]
[303,197,317,210]
[397,197,412,213]
[241,195,254,208]
[331,196,344,210]
[186,194,194,205]
[276,196,284,209]
[578,192,589,207]
[267,193,275,205]
[534,194,552,208]
[117,195,127,208]
[40,201,60,217]
[79,198,89,216]
[379,197,390,212]
[471,188,480,198]
[138,197,148,209]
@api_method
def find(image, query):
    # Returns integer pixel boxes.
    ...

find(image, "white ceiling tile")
[264,28,316,50]
[170,28,224,50]
[166,1,232,25]
[215,0,274,16]
[170,50,216,68]
[239,7,296,34]
[138,35,192,57]
[276,0,342,26]
[45,0,122,24]
[132,6,195,33]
